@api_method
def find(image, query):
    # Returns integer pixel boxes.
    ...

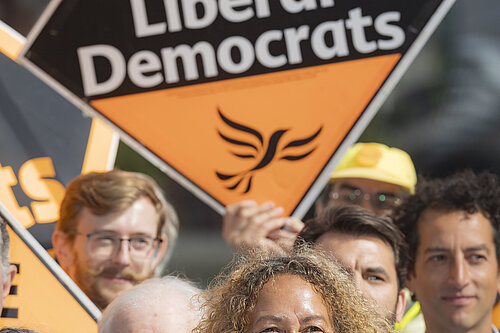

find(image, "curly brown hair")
[196,247,393,333]
[393,170,500,274]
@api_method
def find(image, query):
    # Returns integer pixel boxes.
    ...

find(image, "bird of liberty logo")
[216,109,322,193]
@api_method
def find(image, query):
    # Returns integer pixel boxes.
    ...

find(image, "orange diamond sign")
[1,204,100,332]
[20,0,454,216]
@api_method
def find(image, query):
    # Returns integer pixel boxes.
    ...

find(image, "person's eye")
[303,326,324,332]
[131,237,150,248]
[365,275,384,282]
[94,235,115,244]
[469,254,486,263]
[429,255,446,262]
[261,327,279,332]
[137,238,149,244]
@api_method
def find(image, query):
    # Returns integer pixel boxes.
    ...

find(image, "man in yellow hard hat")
[223,142,417,253]
[314,142,416,217]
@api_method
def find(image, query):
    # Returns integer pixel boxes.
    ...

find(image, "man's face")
[316,232,405,323]
[55,197,166,310]
[407,210,500,333]
[318,178,406,217]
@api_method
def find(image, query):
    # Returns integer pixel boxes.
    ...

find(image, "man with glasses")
[52,170,179,311]
[314,142,416,216]
[222,142,417,252]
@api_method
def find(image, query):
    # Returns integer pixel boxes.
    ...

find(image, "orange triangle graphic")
[2,226,98,332]
[91,54,400,214]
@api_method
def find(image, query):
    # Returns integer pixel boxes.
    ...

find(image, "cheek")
[72,240,91,261]
[361,281,395,306]
[357,280,372,298]
[73,248,105,272]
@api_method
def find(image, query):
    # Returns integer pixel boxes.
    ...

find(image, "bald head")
[98,276,202,333]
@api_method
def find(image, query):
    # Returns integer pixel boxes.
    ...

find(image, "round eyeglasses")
[73,231,162,261]
[330,188,401,211]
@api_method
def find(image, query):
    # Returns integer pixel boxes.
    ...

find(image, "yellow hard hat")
[330,143,417,194]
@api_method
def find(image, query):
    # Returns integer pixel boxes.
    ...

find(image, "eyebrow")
[255,315,284,324]
[365,266,390,278]
[339,262,390,279]
[425,244,490,254]
[301,315,328,324]
[255,315,327,326]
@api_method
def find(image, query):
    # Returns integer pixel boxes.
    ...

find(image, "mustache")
[86,266,151,282]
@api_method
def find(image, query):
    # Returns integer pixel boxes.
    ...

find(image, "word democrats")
[77,0,406,97]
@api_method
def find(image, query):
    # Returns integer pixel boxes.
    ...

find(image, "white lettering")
[219,0,254,23]
[280,0,317,14]
[77,45,126,96]
[128,50,163,88]
[130,0,166,38]
[284,25,310,64]
[255,30,286,68]
[255,0,271,18]
[217,36,255,74]
[183,0,218,29]
[375,11,405,50]
[346,7,376,54]
[311,20,349,60]
[161,42,218,83]
[319,0,334,7]
[164,0,183,32]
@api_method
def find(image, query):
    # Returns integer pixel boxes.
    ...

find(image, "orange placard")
[20,0,456,217]
[1,205,100,332]
[92,55,399,214]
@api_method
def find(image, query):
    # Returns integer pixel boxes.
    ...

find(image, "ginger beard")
[71,247,154,310]
[59,197,165,310]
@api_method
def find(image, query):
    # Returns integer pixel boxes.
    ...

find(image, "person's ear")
[395,289,407,323]
[151,234,168,268]
[2,264,17,308]
[52,230,75,270]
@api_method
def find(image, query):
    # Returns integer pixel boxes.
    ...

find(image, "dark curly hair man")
[394,170,500,333]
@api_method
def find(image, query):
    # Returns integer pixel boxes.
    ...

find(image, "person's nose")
[360,196,374,213]
[448,255,470,289]
[352,272,363,290]
[111,240,132,266]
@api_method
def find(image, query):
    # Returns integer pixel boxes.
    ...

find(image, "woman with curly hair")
[196,247,393,333]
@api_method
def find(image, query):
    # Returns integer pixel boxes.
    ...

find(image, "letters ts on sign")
[78,0,405,96]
